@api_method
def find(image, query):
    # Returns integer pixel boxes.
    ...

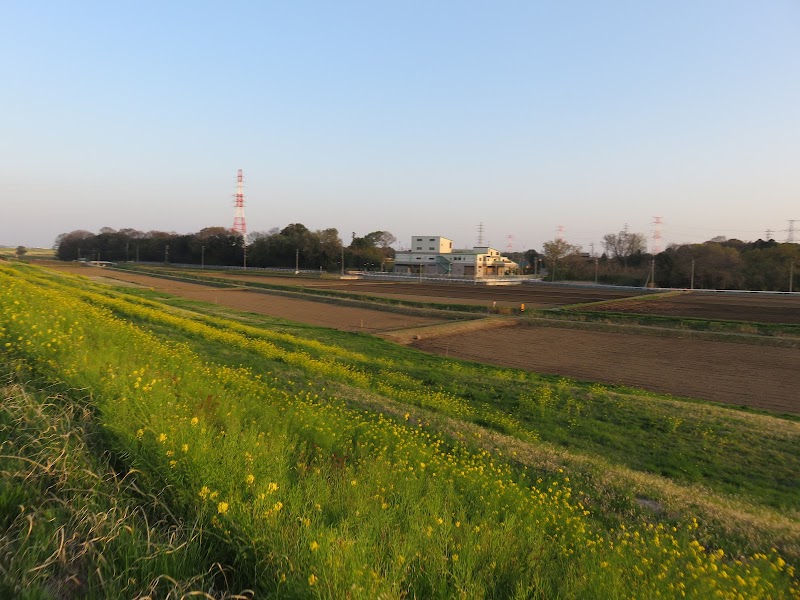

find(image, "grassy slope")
[3,263,799,597]
[31,266,800,553]
[117,286,800,509]
[0,367,242,599]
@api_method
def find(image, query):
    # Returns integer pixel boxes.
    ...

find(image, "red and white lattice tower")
[556,225,565,241]
[651,216,663,254]
[232,169,247,240]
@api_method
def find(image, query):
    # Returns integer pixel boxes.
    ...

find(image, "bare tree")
[603,229,647,266]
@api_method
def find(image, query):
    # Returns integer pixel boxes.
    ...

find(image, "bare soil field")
[46,266,445,333]
[581,291,800,325]
[413,325,800,414]
[169,269,646,308]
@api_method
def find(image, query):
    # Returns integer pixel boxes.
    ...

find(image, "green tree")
[541,238,581,281]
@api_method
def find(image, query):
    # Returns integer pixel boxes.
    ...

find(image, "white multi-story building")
[393,236,518,278]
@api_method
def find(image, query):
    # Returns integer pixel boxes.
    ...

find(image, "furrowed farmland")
[2,262,799,598]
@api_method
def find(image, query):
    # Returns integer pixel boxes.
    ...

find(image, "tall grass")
[1,263,798,598]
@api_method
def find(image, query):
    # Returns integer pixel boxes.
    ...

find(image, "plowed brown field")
[47,266,445,333]
[582,291,800,324]
[174,270,646,308]
[413,325,800,414]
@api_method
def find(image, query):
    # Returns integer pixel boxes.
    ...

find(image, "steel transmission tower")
[233,169,247,240]
[651,216,663,254]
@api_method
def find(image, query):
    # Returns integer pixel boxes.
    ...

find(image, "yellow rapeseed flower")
[310,541,320,551]
[217,501,229,514]
[308,573,318,586]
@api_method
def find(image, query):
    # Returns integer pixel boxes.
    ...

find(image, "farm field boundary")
[412,324,800,415]
[119,265,491,316]
[45,265,457,333]
[571,289,800,326]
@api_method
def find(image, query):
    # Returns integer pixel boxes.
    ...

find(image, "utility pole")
[201,245,205,269]
[594,258,599,284]
[295,248,299,274]
[791,260,795,293]
[135,244,139,262]
[690,259,695,290]
[341,246,345,276]
[650,258,655,288]
[125,241,130,262]
[164,244,169,263]
[243,243,247,269]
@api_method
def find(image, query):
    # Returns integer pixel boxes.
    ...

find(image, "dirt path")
[413,325,800,414]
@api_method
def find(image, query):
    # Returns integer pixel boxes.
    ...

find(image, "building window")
[416,246,422,250]
[429,247,435,250]
[429,238,435,241]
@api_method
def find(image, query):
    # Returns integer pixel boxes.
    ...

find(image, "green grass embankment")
[2,262,798,598]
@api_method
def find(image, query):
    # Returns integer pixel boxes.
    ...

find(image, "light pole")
[690,259,695,290]
[164,244,169,264]
[295,248,299,274]
[201,245,205,269]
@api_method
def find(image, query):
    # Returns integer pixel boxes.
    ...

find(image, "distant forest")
[54,225,396,272]
[509,236,799,291]
[53,226,799,291]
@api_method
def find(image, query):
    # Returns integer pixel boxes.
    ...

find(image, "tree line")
[512,229,799,291]
[54,225,396,271]
[53,225,798,290]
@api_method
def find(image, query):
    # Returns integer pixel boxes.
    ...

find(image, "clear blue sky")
[2,1,799,252]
